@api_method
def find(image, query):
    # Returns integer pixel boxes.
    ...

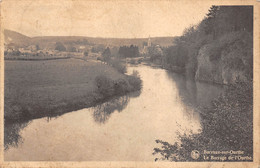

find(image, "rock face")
[195,33,252,85]
[195,45,223,84]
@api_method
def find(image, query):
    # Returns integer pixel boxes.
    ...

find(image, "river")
[4,64,223,161]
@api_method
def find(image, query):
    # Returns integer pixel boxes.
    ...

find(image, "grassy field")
[5,58,141,122]
[4,56,71,61]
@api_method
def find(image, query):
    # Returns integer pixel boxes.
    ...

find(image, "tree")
[203,6,253,38]
[91,44,106,53]
[68,45,77,52]
[110,46,119,57]
[102,47,111,62]
[204,5,219,38]
[55,42,66,51]
[84,51,88,56]
[118,45,139,58]
[12,50,21,56]
[216,6,253,33]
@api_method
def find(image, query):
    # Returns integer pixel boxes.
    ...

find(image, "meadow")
[5,58,141,122]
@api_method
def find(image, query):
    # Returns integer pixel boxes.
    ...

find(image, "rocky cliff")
[195,32,253,85]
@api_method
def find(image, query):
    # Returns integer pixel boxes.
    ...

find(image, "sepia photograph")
[0,0,259,166]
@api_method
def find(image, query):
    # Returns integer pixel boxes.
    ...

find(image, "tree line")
[162,5,253,78]
[118,45,139,58]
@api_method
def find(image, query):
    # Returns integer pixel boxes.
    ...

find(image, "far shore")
[4,56,71,61]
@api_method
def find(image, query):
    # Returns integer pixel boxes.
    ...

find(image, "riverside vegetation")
[4,5,253,161]
[152,6,253,161]
[5,58,142,122]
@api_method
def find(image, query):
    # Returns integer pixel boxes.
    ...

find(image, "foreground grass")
[5,58,141,122]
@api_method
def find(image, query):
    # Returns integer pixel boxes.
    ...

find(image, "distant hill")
[4,29,174,49]
[4,30,32,47]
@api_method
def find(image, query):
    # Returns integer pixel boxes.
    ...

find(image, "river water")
[5,65,223,161]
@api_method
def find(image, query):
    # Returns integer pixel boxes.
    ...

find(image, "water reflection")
[164,72,224,127]
[92,91,141,124]
[4,91,139,152]
[153,72,225,162]
[93,95,129,124]
[4,121,30,150]
[166,72,223,108]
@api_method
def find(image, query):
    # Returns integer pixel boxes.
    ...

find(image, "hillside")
[4,30,32,47]
[4,29,174,48]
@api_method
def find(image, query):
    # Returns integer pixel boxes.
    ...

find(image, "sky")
[2,0,213,38]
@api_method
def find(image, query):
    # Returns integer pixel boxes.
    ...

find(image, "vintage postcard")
[0,0,259,167]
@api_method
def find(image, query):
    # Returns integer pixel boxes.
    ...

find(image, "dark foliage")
[102,47,112,62]
[118,45,139,58]
[153,6,253,161]
[5,50,21,56]
[95,72,142,98]
[84,51,88,56]
[67,45,77,52]
[108,59,126,74]
[154,81,253,161]
[161,6,253,78]
[95,75,115,97]
[64,39,90,45]
[91,44,106,53]
[164,45,188,68]
[55,42,66,51]
[126,70,142,91]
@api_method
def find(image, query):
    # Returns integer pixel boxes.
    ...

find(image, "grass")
[5,58,141,122]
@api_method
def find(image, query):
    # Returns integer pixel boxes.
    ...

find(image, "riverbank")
[150,7,253,160]
[5,64,213,160]
[5,58,142,122]
[154,81,253,161]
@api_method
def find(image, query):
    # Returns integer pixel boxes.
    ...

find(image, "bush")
[95,75,114,97]
[97,57,103,61]
[153,81,253,161]
[127,70,142,91]
[84,51,88,56]
[109,59,126,74]
[201,81,253,152]
[95,73,141,98]
[113,79,130,95]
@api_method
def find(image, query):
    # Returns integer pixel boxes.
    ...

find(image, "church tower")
[148,36,151,47]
